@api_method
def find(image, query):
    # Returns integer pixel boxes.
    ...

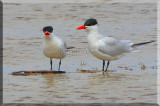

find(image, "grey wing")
[98,37,132,57]
[63,41,67,51]
[58,37,67,52]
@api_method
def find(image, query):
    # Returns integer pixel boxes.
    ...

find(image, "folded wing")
[98,37,133,57]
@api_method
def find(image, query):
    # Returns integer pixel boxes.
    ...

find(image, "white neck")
[87,25,104,45]
[86,25,99,34]
[44,33,54,40]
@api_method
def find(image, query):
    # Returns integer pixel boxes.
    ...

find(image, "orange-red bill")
[44,31,51,36]
[76,25,87,30]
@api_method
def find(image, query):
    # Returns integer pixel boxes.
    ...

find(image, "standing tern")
[43,26,68,71]
[76,18,155,72]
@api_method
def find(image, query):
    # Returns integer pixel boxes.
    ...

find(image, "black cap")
[43,26,53,33]
[84,18,98,26]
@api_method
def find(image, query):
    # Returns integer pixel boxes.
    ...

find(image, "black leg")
[102,60,105,71]
[50,59,52,70]
[58,59,61,71]
[105,61,110,72]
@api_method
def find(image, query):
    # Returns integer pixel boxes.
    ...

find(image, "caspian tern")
[76,18,155,72]
[43,26,68,71]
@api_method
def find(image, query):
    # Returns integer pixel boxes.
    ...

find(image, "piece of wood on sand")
[76,69,115,73]
[11,70,66,76]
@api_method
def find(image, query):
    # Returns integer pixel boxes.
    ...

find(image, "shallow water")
[3,3,157,103]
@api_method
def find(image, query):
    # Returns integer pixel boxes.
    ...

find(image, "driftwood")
[11,70,66,76]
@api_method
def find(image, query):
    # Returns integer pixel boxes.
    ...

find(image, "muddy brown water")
[3,3,157,103]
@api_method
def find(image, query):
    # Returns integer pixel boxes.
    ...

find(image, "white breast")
[43,35,67,59]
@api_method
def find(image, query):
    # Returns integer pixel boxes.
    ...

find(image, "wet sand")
[3,3,157,103]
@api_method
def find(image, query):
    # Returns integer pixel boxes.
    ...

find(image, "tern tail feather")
[132,40,155,49]
[67,46,75,49]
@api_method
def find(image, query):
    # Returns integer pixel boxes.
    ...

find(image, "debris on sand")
[124,66,132,72]
[118,66,123,68]
[141,65,146,70]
